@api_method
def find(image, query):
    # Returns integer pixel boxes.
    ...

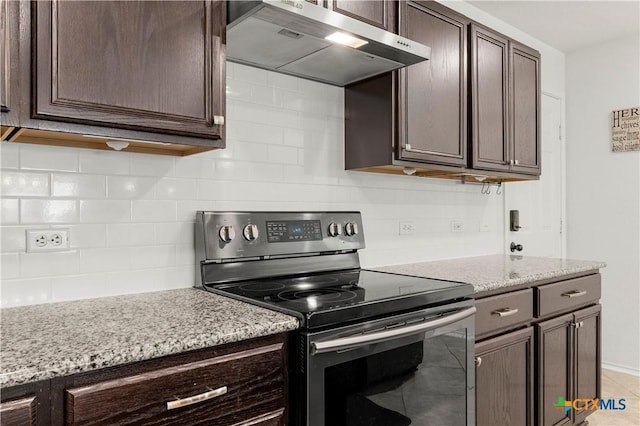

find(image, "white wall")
[0,63,507,307]
[0,2,567,310]
[566,34,640,375]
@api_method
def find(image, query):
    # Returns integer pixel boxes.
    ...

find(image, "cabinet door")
[573,305,601,425]
[475,327,534,426]
[470,24,510,172]
[537,313,573,426]
[0,396,37,426]
[510,42,541,175]
[0,0,19,130]
[32,1,225,141]
[397,1,468,166]
[329,1,392,31]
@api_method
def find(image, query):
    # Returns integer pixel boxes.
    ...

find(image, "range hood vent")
[227,1,431,86]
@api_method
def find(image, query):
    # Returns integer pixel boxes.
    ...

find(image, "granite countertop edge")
[1,289,299,388]
[471,262,607,293]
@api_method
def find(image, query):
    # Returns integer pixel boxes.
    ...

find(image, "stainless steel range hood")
[227,0,431,86]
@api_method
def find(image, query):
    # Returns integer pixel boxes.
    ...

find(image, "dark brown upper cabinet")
[398,0,468,167]
[1,0,20,132]
[510,42,541,174]
[471,24,541,175]
[345,1,541,182]
[328,1,394,31]
[32,1,225,141]
[345,1,469,175]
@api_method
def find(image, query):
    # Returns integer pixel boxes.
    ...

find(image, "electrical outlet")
[399,221,415,236]
[26,229,70,253]
[451,220,464,233]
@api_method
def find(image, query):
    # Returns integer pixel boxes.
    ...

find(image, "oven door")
[301,301,475,426]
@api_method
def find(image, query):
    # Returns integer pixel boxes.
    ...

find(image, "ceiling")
[467,1,640,52]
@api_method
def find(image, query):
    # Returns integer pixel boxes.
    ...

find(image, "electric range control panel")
[196,211,365,260]
[266,220,323,243]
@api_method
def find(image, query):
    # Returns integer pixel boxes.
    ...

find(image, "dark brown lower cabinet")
[475,327,534,426]
[537,305,601,426]
[1,333,287,426]
[475,272,602,426]
[0,380,49,426]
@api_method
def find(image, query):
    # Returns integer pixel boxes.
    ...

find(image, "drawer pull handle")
[492,308,519,317]
[475,356,482,367]
[166,386,227,410]
[562,290,587,298]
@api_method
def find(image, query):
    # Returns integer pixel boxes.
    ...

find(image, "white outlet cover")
[26,229,70,253]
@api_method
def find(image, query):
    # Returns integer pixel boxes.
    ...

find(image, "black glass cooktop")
[205,269,473,329]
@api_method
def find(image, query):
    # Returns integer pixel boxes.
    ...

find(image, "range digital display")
[266,220,322,243]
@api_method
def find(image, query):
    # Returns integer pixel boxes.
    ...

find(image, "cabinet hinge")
[559,125,563,141]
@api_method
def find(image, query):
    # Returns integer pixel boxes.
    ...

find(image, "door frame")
[503,91,566,257]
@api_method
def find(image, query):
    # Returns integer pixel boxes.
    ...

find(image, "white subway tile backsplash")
[21,199,78,223]
[132,200,176,222]
[80,200,131,223]
[225,121,283,145]
[130,245,175,269]
[1,171,50,197]
[52,173,106,198]
[1,253,20,279]
[20,251,80,278]
[155,222,194,245]
[1,277,51,307]
[79,151,130,175]
[1,198,19,224]
[20,145,78,172]
[268,145,298,165]
[51,273,107,302]
[1,63,504,307]
[129,155,175,177]
[107,223,155,247]
[80,247,131,273]
[155,266,194,290]
[1,144,20,169]
[63,224,107,249]
[234,63,268,85]
[105,269,156,296]
[107,176,156,199]
[226,79,252,102]
[174,157,216,179]
[1,226,27,253]
[177,200,216,222]
[154,178,196,200]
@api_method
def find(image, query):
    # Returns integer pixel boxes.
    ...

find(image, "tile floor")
[588,369,640,425]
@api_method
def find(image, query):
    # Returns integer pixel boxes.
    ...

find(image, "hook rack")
[459,176,503,195]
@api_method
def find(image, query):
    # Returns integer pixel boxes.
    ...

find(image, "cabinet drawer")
[65,342,285,425]
[476,289,533,337]
[0,395,37,426]
[536,274,601,318]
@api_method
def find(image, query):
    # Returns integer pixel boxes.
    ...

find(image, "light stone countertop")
[0,288,299,388]
[371,254,606,294]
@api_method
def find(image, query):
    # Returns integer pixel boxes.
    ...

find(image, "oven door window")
[323,330,469,426]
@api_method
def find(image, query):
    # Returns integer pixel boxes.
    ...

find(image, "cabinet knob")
[475,356,482,367]
[213,115,225,126]
[514,159,520,165]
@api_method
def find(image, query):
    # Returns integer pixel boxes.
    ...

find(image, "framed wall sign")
[611,107,640,152]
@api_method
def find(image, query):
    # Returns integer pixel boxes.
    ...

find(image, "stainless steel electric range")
[196,211,476,426]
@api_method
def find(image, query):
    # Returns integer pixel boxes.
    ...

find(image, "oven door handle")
[310,306,476,355]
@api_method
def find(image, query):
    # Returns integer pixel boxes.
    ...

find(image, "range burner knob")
[243,224,259,241]
[328,222,342,237]
[345,222,359,236]
[218,225,236,243]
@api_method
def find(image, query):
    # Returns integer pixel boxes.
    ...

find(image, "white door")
[505,93,564,257]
